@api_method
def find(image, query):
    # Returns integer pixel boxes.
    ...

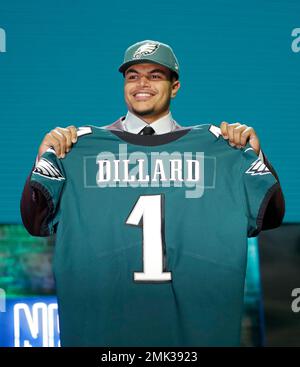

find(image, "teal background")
[0,0,299,222]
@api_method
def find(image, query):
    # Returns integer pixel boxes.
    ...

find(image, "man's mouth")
[133,92,155,101]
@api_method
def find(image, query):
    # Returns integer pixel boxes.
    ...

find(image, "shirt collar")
[122,111,176,135]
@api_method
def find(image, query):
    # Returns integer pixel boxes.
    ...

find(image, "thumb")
[38,142,52,160]
[249,134,260,155]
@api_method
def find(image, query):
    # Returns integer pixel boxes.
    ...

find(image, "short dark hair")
[170,71,179,81]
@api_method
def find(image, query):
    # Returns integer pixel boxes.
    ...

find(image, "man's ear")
[171,80,180,98]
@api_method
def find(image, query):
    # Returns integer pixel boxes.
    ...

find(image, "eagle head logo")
[133,42,160,59]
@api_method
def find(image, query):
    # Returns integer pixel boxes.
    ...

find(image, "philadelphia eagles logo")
[245,158,271,176]
[33,158,65,181]
[133,42,160,59]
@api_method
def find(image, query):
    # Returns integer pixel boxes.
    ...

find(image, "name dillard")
[96,144,204,198]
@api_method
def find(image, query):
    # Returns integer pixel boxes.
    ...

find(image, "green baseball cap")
[118,40,180,79]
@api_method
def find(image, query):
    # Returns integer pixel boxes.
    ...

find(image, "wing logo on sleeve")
[245,158,271,176]
[33,158,65,181]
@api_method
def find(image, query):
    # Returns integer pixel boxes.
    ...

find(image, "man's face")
[124,63,180,122]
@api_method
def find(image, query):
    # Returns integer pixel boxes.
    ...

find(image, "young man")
[20,40,284,346]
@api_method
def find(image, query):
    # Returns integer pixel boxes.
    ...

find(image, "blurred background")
[0,0,299,346]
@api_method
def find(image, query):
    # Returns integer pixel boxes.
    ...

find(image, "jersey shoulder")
[76,124,118,140]
[76,126,93,138]
[190,123,256,159]
[188,123,227,148]
[189,123,222,138]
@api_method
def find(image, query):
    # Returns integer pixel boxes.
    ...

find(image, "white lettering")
[13,302,59,347]
[96,144,205,198]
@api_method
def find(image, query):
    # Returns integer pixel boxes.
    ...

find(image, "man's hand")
[38,126,78,160]
[220,121,261,155]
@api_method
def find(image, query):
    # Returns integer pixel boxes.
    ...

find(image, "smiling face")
[124,63,180,123]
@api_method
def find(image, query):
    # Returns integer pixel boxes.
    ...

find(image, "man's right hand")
[38,126,78,160]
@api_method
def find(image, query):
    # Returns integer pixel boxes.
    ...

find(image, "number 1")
[126,194,172,283]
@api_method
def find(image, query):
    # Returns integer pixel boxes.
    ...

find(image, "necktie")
[139,126,155,135]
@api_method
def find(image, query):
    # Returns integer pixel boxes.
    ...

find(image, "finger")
[227,123,241,143]
[244,127,260,154]
[56,127,72,152]
[233,124,247,147]
[52,128,67,158]
[220,121,229,139]
[67,126,78,144]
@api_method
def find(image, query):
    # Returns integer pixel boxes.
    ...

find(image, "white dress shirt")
[121,110,180,135]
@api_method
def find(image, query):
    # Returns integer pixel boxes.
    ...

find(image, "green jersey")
[30,124,278,346]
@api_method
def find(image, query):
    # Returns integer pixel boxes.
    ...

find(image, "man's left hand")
[220,121,261,155]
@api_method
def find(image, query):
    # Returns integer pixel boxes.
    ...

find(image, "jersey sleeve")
[240,144,280,237]
[29,148,66,235]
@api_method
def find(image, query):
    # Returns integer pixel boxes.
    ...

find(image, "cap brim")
[118,59,166,74]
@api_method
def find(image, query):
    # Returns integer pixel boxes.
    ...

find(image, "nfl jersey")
[30,124,279,347]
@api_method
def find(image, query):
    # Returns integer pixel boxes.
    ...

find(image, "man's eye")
[127,75,137,80]
[151,74,161,79]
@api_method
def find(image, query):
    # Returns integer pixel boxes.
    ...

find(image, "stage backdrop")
[0,0,299,222]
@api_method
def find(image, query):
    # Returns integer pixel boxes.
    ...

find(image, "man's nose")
[138,75,150,87]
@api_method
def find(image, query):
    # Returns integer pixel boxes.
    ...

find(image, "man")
[21,40,284,346]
